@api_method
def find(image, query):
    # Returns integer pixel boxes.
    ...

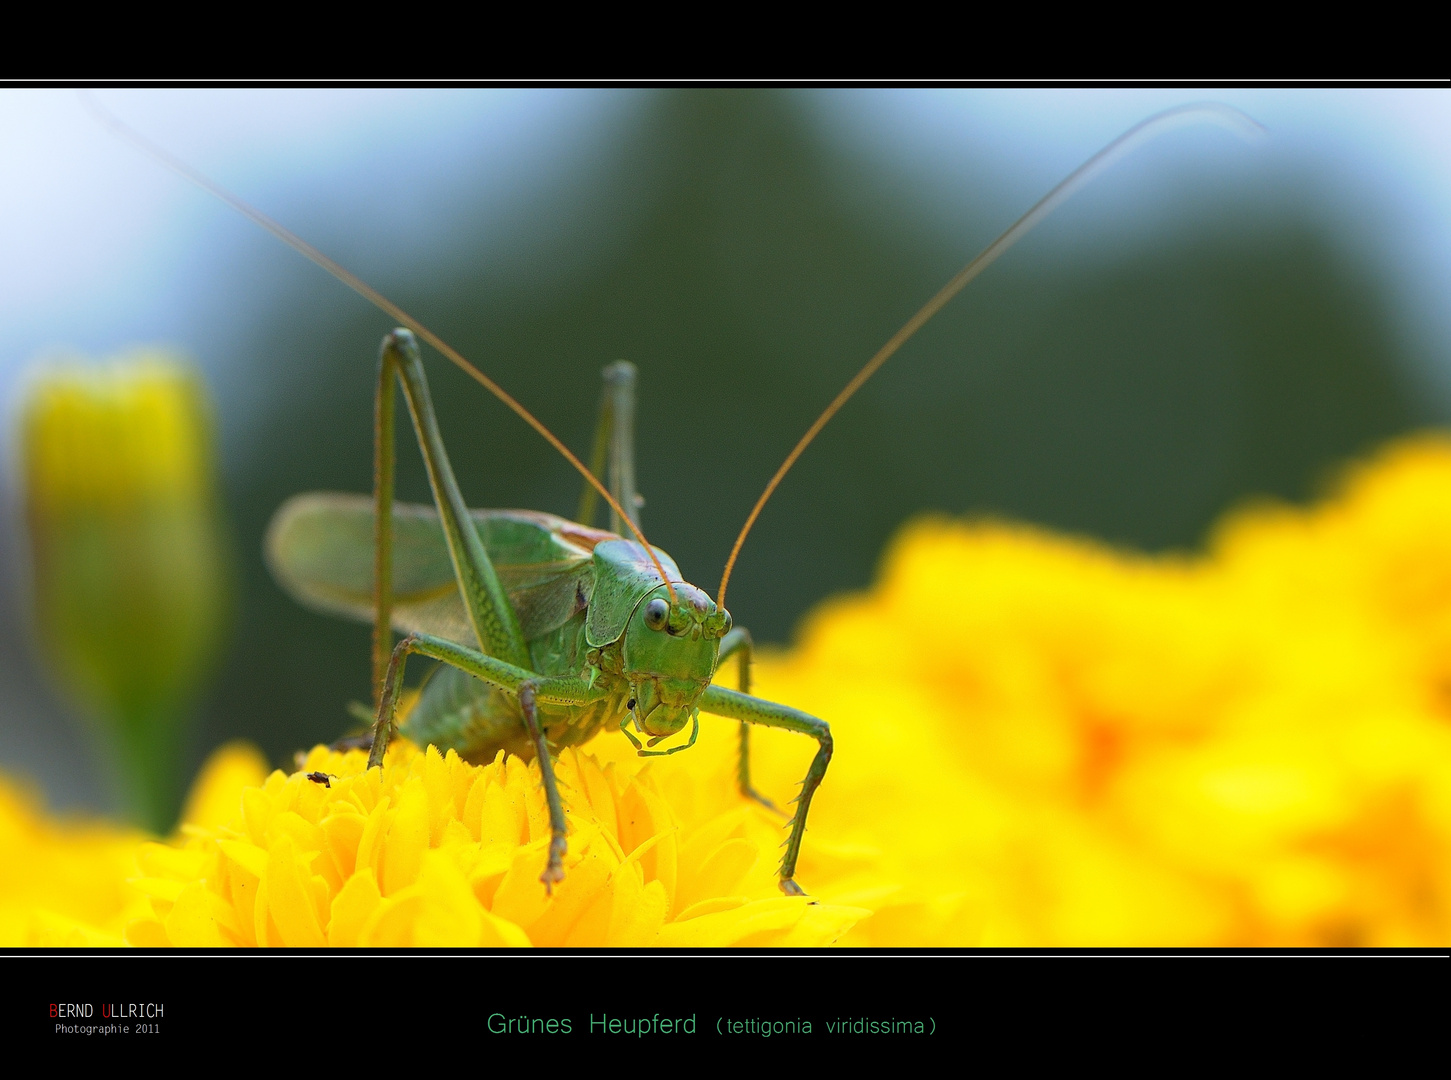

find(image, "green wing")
[265,493,617,645]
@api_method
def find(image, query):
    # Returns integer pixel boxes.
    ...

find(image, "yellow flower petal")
[180,742,270,831]
[264,833,328,947]
[327,871,382,948]
[658,897,868,947]
[26,910,127,947]
[165,883,240,947]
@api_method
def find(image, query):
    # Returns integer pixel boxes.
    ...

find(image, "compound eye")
[719,610,732,636]
[644,597,670,631]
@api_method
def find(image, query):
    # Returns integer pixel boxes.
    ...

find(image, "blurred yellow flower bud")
[19,354,230,833]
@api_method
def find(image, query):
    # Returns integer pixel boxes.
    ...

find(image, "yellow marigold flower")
[0,741,268,946]
[732,434,1451,946]
[126,741,869,947]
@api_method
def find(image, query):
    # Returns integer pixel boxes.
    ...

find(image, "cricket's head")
[621,581,731,739]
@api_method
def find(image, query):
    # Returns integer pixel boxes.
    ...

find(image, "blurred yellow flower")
[732,434,1451,946]
[0,776,150,946]
[20,355,230,832]
[0,742,270,946]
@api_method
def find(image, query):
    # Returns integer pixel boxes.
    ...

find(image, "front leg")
[699,685,833,897]
[370,632,597,891]
[518,681,567,891]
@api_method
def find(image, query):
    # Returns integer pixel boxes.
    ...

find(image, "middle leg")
[716,626,781,813]
[576,361,641,532]
[699,683,833,896]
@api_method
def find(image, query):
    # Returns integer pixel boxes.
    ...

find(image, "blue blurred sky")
[0,90,634,452]
[1,88,1448,464]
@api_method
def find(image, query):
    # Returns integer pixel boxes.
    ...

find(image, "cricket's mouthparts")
[633,677,702,737]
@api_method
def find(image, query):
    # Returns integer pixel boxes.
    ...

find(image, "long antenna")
[715,102,1266,609]
[85,93,677,597]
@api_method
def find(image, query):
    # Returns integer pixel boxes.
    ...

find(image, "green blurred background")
[1,89,1443,823]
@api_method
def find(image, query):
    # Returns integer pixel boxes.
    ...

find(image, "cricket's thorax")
[399,530,731,763]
